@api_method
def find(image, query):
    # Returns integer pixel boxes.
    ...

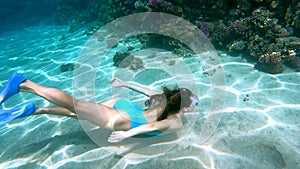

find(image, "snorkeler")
[0,72,199,143]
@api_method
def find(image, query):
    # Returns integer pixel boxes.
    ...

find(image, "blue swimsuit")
[113,99,162,136]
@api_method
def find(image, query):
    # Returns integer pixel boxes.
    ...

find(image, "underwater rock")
[257,52,284,74]
[113,51,144,71]
[106,37,119,48]
[113,52,133,68]
[130,57,144,71]
[259,52,282,65]
[256,62,284,74]
[60,63,75,72]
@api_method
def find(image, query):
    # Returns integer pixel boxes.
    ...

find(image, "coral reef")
[55,0,300,74]
[243,7,299,73]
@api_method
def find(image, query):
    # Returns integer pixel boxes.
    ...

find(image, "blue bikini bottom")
[113,98,162,136]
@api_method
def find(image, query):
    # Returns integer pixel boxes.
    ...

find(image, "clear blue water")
[1,2,300,169]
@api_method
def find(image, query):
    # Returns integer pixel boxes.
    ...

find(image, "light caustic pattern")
[0,14,299,169]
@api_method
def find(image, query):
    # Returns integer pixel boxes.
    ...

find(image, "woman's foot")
[0,72,27,105]
[0,102,37,125]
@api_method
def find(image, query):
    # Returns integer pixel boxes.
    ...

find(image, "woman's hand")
[110,78,127,87]
[108,131,130,143]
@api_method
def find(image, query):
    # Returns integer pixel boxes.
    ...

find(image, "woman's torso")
[112,98,169,134]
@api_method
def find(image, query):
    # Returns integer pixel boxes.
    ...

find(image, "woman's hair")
[145,86,194,121]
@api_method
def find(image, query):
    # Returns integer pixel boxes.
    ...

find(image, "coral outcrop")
[257,52,284,74]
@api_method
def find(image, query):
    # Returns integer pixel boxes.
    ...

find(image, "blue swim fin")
[0,72,27,105]
[0,102,37,125]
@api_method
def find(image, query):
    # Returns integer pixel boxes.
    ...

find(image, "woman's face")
[189,95,199,108]
[183,95,199,112]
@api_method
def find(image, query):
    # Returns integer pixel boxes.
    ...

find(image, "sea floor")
[0,25,299,169]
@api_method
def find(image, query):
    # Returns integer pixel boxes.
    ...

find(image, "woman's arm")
[110,78,161,96]
[108,118,183,143]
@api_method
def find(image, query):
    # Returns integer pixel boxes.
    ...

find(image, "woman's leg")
[33,107,77,119]
[20,80,76,112]
[19,80,126,130]
[31,98,119,119]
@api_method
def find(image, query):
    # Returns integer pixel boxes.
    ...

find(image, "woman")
[0,72,199,143]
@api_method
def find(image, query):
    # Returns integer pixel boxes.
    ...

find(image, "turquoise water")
[0,24,299,168]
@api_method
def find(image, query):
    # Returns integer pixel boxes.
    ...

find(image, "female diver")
[0,72,199,143]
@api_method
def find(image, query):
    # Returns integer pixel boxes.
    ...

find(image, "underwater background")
[0,0,300,168]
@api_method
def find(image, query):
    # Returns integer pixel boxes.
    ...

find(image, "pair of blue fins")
[0,72,38,125]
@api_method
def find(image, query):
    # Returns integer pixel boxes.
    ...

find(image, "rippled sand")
[0,26,299,169]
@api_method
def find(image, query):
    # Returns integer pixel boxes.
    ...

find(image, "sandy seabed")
[0,25,299,169]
